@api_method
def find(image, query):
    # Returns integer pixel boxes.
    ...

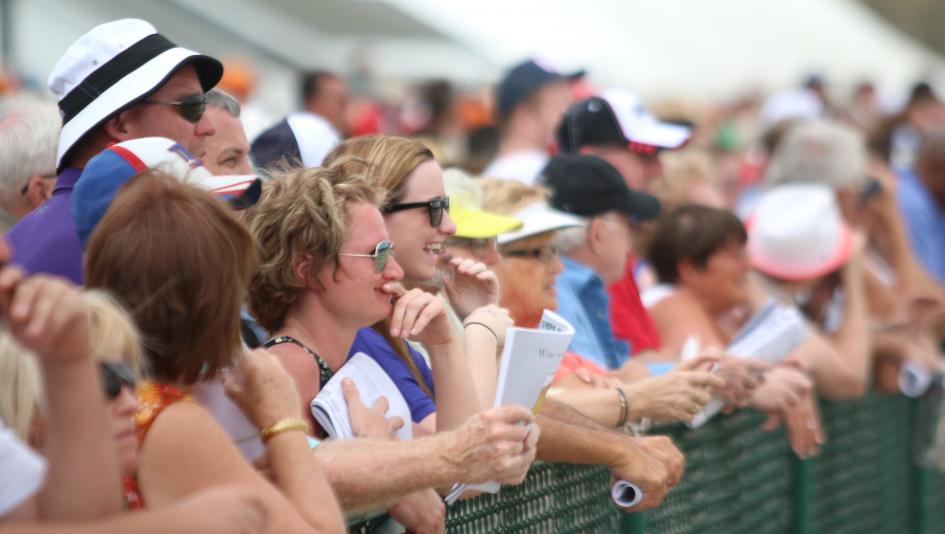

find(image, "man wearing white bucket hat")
[8,18,223,284]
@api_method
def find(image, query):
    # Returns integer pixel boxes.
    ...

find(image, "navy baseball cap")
[557,90,691,153]
[496,59,585,119]
[540,154,661,221]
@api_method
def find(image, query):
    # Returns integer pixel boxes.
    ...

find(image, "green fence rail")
[443,393,945,533]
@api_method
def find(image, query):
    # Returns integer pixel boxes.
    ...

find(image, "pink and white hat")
[748,183,852,281]
[49,18,222,170]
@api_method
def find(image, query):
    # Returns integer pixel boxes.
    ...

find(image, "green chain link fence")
[441,393,945,533]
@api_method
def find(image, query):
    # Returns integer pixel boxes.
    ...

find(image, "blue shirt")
[349,327,436,424]
[8,168,84,284]
[897,169,945,282]
[555,256,631,370]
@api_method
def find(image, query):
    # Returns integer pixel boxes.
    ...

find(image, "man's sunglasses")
[384,196,450,227]
[141,94,206,123]
[99,361,136,401]
[338,240,395,273]
[501,245,560,263]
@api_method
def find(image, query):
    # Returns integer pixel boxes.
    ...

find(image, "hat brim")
[748,221,853,281]
[452,205,523,239]
[620,190,662,221]
[626,120,691,150]
[57,47,223,169]
[497,204,584,245]
[191,173,262,210]
[564,69,587,81]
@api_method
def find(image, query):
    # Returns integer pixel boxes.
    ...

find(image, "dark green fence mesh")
[438,393,945,533]
[444,462,620,533]
[637,410,793,534]
[807,395,916,534]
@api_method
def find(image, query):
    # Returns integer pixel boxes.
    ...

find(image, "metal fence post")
[620,512,645,534]
[792,456,812,534]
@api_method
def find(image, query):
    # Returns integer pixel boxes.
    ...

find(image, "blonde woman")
[323,136,507,435]
[0,290,144,473]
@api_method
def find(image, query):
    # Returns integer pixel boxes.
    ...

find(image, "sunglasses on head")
[338,240,395,273]
[384,196,450,227]
[141,94,206,123]
[99,361,136,401]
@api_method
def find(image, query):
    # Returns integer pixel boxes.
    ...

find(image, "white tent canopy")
[386,0,945,101]
[6,0,945,114]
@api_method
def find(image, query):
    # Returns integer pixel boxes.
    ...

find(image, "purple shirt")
[349,327,436,423]
[8,168,84,284]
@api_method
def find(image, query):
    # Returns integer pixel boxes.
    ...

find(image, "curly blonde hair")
[245,159,385,333]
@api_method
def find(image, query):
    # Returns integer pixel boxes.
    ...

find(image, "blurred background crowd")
[2,1,945,532]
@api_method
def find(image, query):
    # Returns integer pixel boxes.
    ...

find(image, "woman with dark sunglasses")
[323,136,515,437]
[0,288,272,532]
[0,290,143,475]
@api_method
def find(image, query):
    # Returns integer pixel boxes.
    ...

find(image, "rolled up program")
[899,361,934,398]
[611,480,644,508]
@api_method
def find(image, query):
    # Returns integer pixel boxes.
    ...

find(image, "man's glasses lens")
[175,95,206,122]
[142,94,206,123]
[99,362,136,401]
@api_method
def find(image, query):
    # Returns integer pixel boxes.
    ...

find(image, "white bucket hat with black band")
[49,18,223,170]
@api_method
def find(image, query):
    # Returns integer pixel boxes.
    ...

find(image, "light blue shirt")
[896,169,945,282]
[555,256,631,369]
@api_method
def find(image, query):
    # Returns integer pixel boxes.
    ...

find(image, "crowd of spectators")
[0,16,943,534]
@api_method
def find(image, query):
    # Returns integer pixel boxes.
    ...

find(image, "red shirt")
[608,258,661,354]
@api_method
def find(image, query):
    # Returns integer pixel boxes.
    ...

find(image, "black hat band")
[58,33,176,124]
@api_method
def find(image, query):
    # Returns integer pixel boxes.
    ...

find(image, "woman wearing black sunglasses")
[0,288,144,508]
[323,136,515,436]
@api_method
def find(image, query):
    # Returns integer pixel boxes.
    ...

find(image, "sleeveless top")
[124,381,195,510]
[264,335,333,390]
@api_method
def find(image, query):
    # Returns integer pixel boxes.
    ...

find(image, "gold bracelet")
[260,418,309,443]
[615,388,629,427]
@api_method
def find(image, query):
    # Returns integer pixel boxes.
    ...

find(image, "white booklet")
[689,300,810,428]
[310,352,413,441]
[445,310,575,504]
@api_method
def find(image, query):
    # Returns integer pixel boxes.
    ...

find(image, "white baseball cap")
[49,18,223,170]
